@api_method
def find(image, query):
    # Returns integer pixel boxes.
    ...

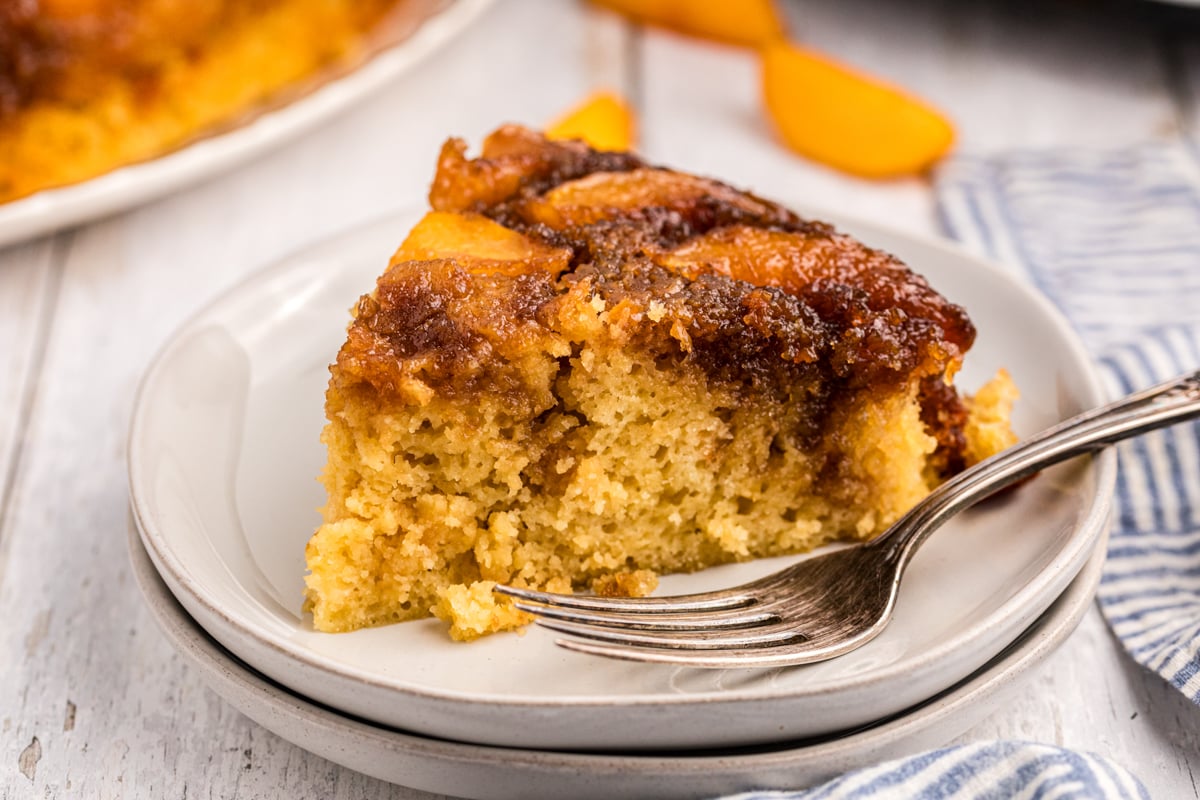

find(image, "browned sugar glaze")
[337,125,976,470]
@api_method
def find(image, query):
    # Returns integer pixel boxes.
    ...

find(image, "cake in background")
[0,0,435,202]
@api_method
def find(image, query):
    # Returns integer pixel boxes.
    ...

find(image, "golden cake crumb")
[964,370,1020,466]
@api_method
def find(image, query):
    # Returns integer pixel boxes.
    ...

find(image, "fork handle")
[873,369,1200,566]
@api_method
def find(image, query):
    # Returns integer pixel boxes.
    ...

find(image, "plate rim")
[0,0,493,250]
[126,206,1117,712]
[128,516,1108,798]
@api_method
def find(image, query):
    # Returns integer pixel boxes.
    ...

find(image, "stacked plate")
[127,209,1116,799]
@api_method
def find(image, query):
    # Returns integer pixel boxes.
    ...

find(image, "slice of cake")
[304,125,1017,640]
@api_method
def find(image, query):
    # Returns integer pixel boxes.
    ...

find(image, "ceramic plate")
[127,208,1115,751]
[0,0,491,250]
[129,522,1107,800]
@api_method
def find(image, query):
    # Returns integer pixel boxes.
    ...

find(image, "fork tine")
[554,637,842,669]
[532,617,806,649]
[494,584,755,613]
[511,601,781,631]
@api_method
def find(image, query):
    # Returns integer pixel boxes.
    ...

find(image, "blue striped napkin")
[727,741,1147,799]
[939,144,1200,702]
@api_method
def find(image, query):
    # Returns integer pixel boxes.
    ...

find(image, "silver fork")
[495,369,1200,669]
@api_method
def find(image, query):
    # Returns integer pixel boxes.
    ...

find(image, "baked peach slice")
[394,211,570,277]
[524,169,773,229]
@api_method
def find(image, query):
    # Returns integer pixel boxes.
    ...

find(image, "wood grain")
[960,607,1200,798]
[0,237,66,555]
[1,0,1198,797]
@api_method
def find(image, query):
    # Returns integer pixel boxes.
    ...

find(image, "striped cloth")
[726,742,1148,799]
[939,144,1200,702]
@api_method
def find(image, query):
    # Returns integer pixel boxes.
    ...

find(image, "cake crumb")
[433,582,530,641]
[964,370,1020,466]
[592,569,658,598]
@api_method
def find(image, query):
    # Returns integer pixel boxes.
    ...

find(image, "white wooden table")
[3,1,1200,796]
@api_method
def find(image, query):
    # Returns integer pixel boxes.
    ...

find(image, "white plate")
[0,0,491,250]
[129,520,1108,800]
[128,208,1115,751]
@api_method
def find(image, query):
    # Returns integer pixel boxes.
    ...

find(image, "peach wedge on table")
[761,41,955,179]
[588,0,785,47]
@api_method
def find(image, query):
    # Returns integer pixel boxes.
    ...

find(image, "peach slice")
[546,91,636,152]
[657,224,896,290]
[589,0,785,48]
[524,168,772,229]
[394,211,570,277]
[762,41,955,179]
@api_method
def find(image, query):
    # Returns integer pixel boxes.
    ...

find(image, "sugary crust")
[334,125,975,460]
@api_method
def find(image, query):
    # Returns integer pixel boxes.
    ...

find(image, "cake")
[0,0,430,202]
[304,125,1018,640]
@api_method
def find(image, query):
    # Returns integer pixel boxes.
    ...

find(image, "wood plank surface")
[964,607,1200,798]
[0,238,65,554]
[1,0,1198,797]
